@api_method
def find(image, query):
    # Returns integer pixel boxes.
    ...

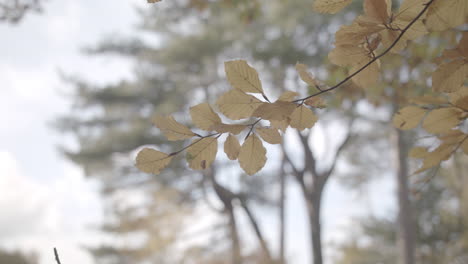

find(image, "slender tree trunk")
[304,189,323,264]
[279,156,287,264]
[227,205,242,264]
[394,129,415,264]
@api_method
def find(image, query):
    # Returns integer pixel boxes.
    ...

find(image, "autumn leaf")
[253,101,297,121]
[225,60,264,94]
[186,137,218,170]
[190,103,222,131]
[426,0,468,31]
[313,0,353,14]
[136,148,173,174]
[296,63,318,87]
[290,105,318,130]
[414,143,455,174]
[256,127,282,144]
[409,147,429,158]
[278,91,299,102]
[216,89,263,120]
[238,134,267,175]
[304,97,327,108]
[211,124,246,135]
[422,107,463,134]
[363,0,391,24]
[392,106,426,130]
[153,115,196,141]
[432,60,468,93]
[270,119,290,132]
[224,134,241,160]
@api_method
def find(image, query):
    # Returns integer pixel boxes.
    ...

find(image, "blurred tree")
[0,248,37,264]
[335,153,468,264]
[0,0,43,23]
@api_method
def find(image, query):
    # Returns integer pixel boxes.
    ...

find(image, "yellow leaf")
[422,107,463,134]
[363,0,391,24]
[216,89,263,120]
[392,106,426,130]
[211,124,246,135]
[409,95,447,105]
[225,60,264,94]
[409,147,429,159]
[426,0,468,31]
[153,115,196,141]
[432,60,468,93]
[270,119,290,132]
[186,137,218,170]
[414,143,455,174]
[397,0,427,21]
[136,148,173,174]
[190,103,222,131]
[224,134,241,160]
[350,59,380,88]
[335,21,382,45]
[438,130,466,144]
[290,106,318,130]
[296,63,318,87]
[238,134,267,175]
[257,127,282,144]
[448,87,468,110]
[329,45,372,66]
[253,101,297,121]
[313,0,353,14]
[278,91,299,102]
[305,97,327,108]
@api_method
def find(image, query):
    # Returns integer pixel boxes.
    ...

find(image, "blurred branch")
[0,0,43,23]
[53,248,62,264]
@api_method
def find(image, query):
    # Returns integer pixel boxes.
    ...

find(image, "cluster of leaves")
[136,60,325,175]
[141,0,468,176]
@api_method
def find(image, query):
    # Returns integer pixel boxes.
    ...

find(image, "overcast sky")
[0,1,396,263]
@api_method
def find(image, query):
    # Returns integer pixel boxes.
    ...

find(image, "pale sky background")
[0,1,396,263]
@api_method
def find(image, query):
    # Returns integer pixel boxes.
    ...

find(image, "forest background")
[0,0,466,264]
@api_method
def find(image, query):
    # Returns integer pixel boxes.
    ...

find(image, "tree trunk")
[279,157,286,264]
[227,205,242,264]
[394,129,415,264]
[305,190,323,264]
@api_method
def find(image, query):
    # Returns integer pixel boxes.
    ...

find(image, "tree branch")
[54,248,62,264]
[293,0,436,103]
[324,117,355,180]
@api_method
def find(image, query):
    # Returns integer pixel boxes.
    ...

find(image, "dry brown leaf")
[290,106,318,130]
[313,0,353,14]
[363,0,391,24]
[392,106,426,130]
[270,119,290,132]
[224,134,241,160]
[305,97,327,108]
[225,60,264,94]
[252,101,297,121]
[278,91,299,102]
[414,143,455,174]
[432,60,468,93]
[426,0,468,31]
[190,103,222,131]
[238,134,267,175]
[211,124,246,135]
[136,148,173,174]
[409,147,429,159]
[153,115,196,141]
[256,127,282,144]
[422,107,463,134]
[296,63,318,87]
[216,89,263,120]
[186,137,218,170]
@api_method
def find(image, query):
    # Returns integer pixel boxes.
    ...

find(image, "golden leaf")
[422,107,463,134]
[211,124,246,135]
[296,63,318,87]
[270,119,290,132]
[432,60,468,93]
[257,127,282,144]
[409,147,429,159]
[350,59,380,88]
[290,105,318,131]
[305,97,327,108]
[312,0,353,14]
[136,148,173,174]
[190,103,222,131]
[238,134,267,175]
[216,89,263,120]
[448,87,468,110]
[363,0,391,24]
[186,137,218,170]
[426,0,468,31]
[278,91,299,102]
[225,60,264,94]
[153,115,196,141]
[409,95,447,105]
[392,106,426,130]
[224,134,241,160]
[253,101,297,121]
[414,143,455,174]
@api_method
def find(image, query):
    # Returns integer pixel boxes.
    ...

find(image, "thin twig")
[293,0,436,103]
[54,247,62,264]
